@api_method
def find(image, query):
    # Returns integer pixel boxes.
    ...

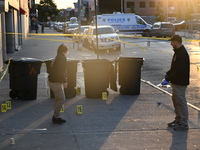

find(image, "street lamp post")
[121,0,124,13]
[94,0,99,59]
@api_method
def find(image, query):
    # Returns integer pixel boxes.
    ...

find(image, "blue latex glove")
[161,79,169,86]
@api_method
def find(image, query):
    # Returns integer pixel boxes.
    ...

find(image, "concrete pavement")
[0,28,200,150]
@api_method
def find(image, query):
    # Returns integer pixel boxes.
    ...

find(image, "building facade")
[0,0,30,71]
[75,0,200,24]
[123,0,200,20]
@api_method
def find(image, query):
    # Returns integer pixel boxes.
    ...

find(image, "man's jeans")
[49,82,65,118]
[171,83,188,125]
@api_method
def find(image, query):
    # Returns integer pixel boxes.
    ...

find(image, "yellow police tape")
[4,32,200,70]
[26,37,73,42]
[0,58,11,82]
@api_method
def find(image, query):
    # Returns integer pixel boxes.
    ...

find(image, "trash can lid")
[82,59,110,63]
[9,57,44,64]
[67,59,80,63]
[117,57,145,61]
[44,58,54,62]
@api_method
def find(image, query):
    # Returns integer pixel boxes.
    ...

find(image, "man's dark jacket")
[166,45,190,85]
[48,54,67,83]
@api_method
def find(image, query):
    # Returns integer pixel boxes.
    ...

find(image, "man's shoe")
[52,117,66,124]
[168,120,180,127]
[173,124,189,131]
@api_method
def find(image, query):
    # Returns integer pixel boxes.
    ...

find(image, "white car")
[87,25,121,51]
[56,22,64,32]
[65,24,79,34]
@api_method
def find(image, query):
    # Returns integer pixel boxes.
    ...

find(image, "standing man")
[48,44,68,124]
[35,23,39,33]
[41,23,44,33]
[161,35,190,130]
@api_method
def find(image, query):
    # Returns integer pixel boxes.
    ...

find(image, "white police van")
[94,12,152,36]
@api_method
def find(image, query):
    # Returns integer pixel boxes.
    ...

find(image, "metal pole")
[78,0,81,50]
[166,0,168,21]
[94,0,99,59]
[121,0,123,13]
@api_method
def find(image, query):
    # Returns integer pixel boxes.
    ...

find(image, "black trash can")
[6,58,43,100]
[45,59,79,99]
[82,59,113,98]
[117,57,144,95]
[65,59,79,98]
[44,59,54,98]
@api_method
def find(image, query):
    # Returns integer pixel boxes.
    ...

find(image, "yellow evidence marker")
[1,104,7,112]
[76,105,82,114]
[102,92,107,100]
[76,87,81,94]
[60,104,64,113]
[6,101,11,110]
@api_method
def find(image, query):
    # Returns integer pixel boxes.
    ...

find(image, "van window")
[136,17,145,25]
[93,27,115,34]
[153,24,160,28]
[161,24,174,28]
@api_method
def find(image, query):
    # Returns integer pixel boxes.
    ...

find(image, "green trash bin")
[82,59,116,98]
[6,58,43,100]
[117,57,144,95]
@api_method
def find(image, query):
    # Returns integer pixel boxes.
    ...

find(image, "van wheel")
[142,30,150,37]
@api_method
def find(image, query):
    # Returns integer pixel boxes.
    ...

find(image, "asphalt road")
[0,29,199,150]
[6,29,200,109]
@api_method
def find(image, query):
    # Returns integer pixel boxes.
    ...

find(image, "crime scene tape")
[0,59,11,82]
[5,32,200,69]
[26,37,73,42]
[6,32,75,37]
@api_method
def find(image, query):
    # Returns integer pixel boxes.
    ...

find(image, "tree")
[155,6,166,21]
[184,7,194,21]
[130,5,136,14]
[37,0,59,22]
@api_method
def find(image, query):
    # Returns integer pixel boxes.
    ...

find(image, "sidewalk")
[176,30,200,40]
[0,28,200,150]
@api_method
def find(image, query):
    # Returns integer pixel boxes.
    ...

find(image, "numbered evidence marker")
[76,105,82,114]
[102,92,107,100]
[76,87,81,94]
[6,101,11,110]
[60,105,64,113]
[1,104,7,112]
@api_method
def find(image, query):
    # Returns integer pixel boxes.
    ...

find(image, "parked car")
[73,25,90,43]
[149,22,175,38]
[54,22,61,31]
[63,21,78,34]
[87,25,121,51]
[56,22,64,32]
[64,24,79,37]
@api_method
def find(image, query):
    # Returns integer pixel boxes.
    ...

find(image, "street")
[0,28,200,150]
[5,28,200,109]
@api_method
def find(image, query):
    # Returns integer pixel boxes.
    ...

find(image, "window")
[149,1,155,8]
[161,24,174,28]
[140,2,145,8]
[127,2,135,8]
[93,27,115,34]
[136,17,145,25]
[157,1,163,7]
